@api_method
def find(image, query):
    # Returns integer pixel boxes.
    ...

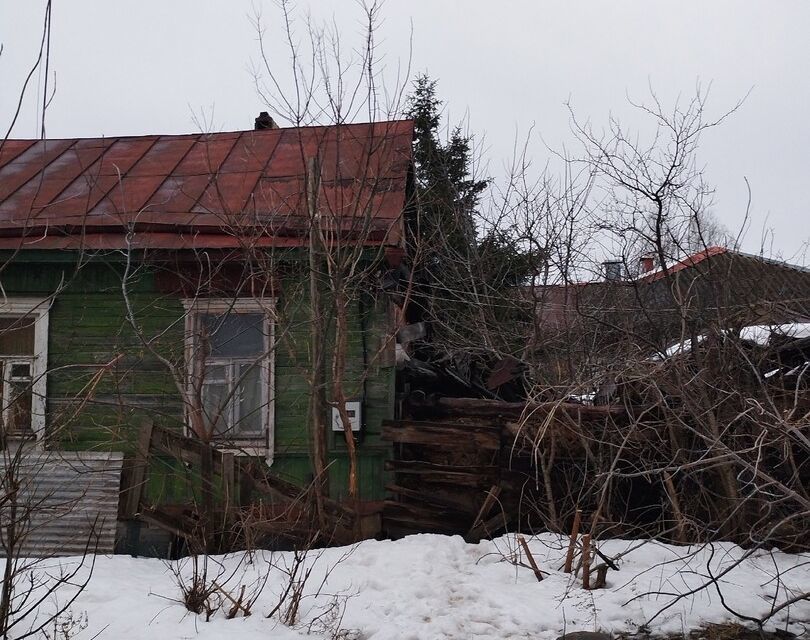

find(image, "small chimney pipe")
[603,260,624,282]
[254,112,278,130]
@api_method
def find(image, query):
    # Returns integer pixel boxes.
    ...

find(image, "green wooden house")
[0,118,414,553]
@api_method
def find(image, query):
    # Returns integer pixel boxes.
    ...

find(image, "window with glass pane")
[0,317,36,436]
[198,312,266,440]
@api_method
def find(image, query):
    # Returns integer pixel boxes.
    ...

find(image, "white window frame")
[0,297,50,443]
[181,298,275,464]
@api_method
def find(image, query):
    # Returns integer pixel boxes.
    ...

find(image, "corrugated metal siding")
[0,450,123,556]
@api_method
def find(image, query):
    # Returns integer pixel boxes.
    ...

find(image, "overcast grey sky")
[1,1,808,260]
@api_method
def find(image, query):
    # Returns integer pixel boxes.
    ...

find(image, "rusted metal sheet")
[0,120,414,249]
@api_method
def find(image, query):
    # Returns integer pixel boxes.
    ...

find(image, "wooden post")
[517,535,544,582]
[124,418,154,518]
[581,534,592,590]
[200,442,214,549]
[564,508,582,573]
[593,564,608,590]
[663,472,686,543]
[222,452,235,512]
[467,485,502,540]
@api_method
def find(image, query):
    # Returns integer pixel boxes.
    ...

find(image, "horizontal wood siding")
[0,255,395,501]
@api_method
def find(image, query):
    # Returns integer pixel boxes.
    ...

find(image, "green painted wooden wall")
[0,251,396,502]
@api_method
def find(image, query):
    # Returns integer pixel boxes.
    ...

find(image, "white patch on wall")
[331,401,361,432]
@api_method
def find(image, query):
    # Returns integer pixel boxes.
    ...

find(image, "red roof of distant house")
[639,246,729,283]
[0,119,414,250]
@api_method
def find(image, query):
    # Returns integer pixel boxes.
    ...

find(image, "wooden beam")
[138,508,197,540]
[564,509,582,573]
[434,397,625,419]
[382,420,501,450]
[383,502,470,532]
[469,511,509,538]
[582,534,592,590]
[123,419,154,519]
[517,535,544,581]
[385,460,499,487]
[385,484,479,514]
[467,485,502,539]
[221,452,235,512]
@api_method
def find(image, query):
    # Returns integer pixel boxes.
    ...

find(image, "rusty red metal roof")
[0,120,414,250]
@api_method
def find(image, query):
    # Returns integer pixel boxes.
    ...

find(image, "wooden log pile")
[381,418,511,540]
[381,397,628,540]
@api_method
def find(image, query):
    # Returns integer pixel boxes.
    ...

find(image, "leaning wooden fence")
[120,421,357,548]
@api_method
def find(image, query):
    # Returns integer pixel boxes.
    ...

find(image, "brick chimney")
[639,253,656,274]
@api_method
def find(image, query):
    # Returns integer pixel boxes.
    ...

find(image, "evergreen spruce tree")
[406,75,488,268]
[404,74,542,362]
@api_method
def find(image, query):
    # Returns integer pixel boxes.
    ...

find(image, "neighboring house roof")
[530,247,810,331]
[639,245,728,282]
[0,119,414,250]
[640,246,810,283]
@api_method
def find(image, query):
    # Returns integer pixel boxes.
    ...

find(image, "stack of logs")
[381,397,625,541]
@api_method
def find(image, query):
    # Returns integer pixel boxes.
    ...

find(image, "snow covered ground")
[17,533,810,639]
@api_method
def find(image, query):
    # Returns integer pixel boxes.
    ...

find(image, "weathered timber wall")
[0,252,395,502]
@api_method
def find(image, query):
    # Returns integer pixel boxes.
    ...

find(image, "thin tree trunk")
[306,156,329,529]
[332,290,359,500]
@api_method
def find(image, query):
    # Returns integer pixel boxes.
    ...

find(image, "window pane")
[0,317,35,355]
[201,365,229,436]
[6,381,32,435]
[10,363,31,378]
[201,313,263,358]
[236,364,263,435]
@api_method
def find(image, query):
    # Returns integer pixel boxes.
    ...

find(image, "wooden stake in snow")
[212,581,251,618]
[581,534,592,590]
[663,472,686,543]
[592,564,608,590]
[564,509,582,573]
[467,485,502,539]
[517,535,544,581]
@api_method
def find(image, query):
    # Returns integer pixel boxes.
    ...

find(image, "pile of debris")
[382,394,625,540]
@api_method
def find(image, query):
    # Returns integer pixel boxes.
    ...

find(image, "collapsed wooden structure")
[111,320,810,554]
[381,397,626,540]
[121,422,358,553]
[118,399,625,551]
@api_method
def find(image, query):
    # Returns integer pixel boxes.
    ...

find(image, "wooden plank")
[467,485,502,539]
[381,420,500,450]
[385,460,498,487]
[469,511,509,538]
[383,502,469,532]
[564,509,582,573]
[138,508,197,539]
[385,484,478,513]
[221,452,235,512]
[149,426,228,476]
[123,419,154,518]
[517,535,544,581]
[200,444,214,527]
[582,534,592,590]
[247,468,357,521]
[381,418,500,432]
[435,397,625,419]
